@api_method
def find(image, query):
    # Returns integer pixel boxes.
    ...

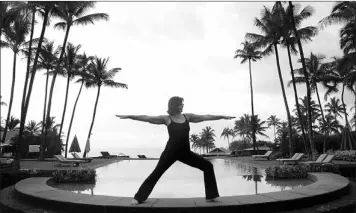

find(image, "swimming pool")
[51,159,313,198]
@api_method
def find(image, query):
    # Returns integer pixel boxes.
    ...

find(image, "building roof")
[209,147,228,153]
[243,145,271,151]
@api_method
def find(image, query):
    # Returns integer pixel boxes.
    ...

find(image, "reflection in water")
[52,159,313,198]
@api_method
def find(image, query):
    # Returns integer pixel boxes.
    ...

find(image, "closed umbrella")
[69,135,81,154]
[340,127,356,150]
[83,138,90,158]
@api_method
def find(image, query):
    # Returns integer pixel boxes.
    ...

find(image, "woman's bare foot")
[131,199,140,205]
[206,197,220,202]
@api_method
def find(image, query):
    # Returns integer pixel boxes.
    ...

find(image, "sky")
[0,1,352,157]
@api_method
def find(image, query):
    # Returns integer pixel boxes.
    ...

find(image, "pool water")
[51,159,313,198]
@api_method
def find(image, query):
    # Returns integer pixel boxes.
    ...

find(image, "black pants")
[134,149,220,202]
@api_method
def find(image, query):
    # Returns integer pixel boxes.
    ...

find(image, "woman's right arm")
[115,115,168,125]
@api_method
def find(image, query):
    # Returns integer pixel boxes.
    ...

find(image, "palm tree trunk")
[273,43,293,157]
[42,25,71,160]
[248,59,257,152]
[84,85,101,158]
[341,83,349,127]
[21,9,35,126]
[18,10,49,160]
[2,52,17,143]
[314,84,328,153]
[288,1,317,160]
[286,42,308,153]
[65,80,84,158]
[40,68,50,155]
[354,84,356,131]
[227,137,230,152]
[273,126,276,142]
[61,75,71,157]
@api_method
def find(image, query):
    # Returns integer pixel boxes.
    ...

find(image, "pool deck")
[9,173,354,213]
[1,156,356,213]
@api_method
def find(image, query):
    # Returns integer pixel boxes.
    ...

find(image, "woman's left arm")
[185,113,235,123]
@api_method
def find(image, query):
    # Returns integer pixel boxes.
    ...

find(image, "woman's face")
[177,102,184,113]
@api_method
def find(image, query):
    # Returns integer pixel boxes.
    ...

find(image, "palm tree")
[220,127,235,152]
[277,2,316,150]
[189,133,200,153]
[200,126,216,153]
[325,97,345,124]
[19,2,56,159]
[234,40,262,151]
[7,116,20,131]
[43,2,109,160]
[83,57,127,157]
[33,41,60,147]
[267,115,281,142]
[292,52,331,153]
[25,120,41,136]
[288,1,318,159]
[249,115,269,139]
[1,13,31,143]
[0,95,6,106]
[234,115,250,149]
[319,1,356,30]
[65,53,93,158]
[245,5,294,156]
[55,42,82,157]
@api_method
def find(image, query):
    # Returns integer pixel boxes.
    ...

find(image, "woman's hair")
[167,96,184,116]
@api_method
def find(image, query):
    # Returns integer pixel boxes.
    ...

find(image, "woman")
[115,96,235,205]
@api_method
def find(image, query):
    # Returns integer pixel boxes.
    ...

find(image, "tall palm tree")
[234,115,250,149]
[54,42,82,157]
[1,13,31,143]
[19,2,56,159]
[292,52,331,153]
[277,2,316,151]
[33,41,60,148]
[220,127,235,152]
[246,5,294,156]
[267,115,281,142]
[288,1,317,159]
[200,126,216,153]
[83,57,127,157]
[65,53,93,158]
[234,40,262,151]
[43,2,109,160]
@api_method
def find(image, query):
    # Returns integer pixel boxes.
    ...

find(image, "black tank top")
[165,114,190,151]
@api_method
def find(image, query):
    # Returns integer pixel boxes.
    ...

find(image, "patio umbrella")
[69,135,81,154]
[340,127,356,150]
[83,138,90,158]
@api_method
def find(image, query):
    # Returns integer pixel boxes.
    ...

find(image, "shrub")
[269,151,285,160]
[52,168,96,183]
[265,163,340,180]
[327,149,356,162]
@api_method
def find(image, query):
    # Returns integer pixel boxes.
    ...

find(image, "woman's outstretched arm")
[185,113,235,123]
[115,115,168,125]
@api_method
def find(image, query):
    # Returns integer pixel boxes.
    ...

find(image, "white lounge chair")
[252,150,273,160]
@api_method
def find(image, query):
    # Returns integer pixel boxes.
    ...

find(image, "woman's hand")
[115,115,130,119]
[223,116,235,120]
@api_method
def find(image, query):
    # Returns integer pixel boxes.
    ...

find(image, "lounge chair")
[276,153,300,164]
[282,153,305,165]
[252,150,273,160]
[53,155,84,167]
[299,153,328,165]
[138,155,147,158]
[71,152,93,163]
[314,154,335,165]
[100,151,117,159]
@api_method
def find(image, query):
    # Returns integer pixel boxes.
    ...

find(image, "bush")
[52,168,96,183]
[265,163,340,180]
[269,151,285,160]
[327,149,356,162]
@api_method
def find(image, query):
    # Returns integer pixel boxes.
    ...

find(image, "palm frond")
[103,80,128,89]
[53,21,67,30]
[73,13,109,26]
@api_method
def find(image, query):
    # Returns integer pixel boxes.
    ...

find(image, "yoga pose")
[115,96,235,205]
